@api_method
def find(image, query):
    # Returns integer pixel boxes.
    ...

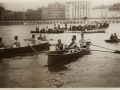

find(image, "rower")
[79,33,86,48]
[42,35,47,41]
[25,34,42,45]
[13,36,21,47]
[72,35,76,41]
[56,39,64,50]
[38,34,43,40]
[110,34,114,40]
[66,38,78,53]
[0,37,6,48]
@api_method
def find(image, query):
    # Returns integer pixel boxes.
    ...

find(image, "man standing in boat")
[24,34,42,45]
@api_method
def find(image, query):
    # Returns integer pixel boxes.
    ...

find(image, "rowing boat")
[105,39,120,43]
[31,30,64,34]
[0,42,50,59]
[82,30,105,33]
[47,46,90,66]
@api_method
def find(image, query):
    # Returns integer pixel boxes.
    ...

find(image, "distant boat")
[65,29,106,33]
[105,39,120,43]
[31,30,64,34]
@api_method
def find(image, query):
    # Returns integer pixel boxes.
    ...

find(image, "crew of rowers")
[0,34,47,49]
[56,33,91,52]
[110,33,119,41]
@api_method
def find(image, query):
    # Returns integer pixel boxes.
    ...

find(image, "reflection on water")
[0,24,120,87]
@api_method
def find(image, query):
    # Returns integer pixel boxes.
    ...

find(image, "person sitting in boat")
[13,36,21,47]
[114,33,119,41]
[110,34,114,40]
[66,38,78,53]
[38,34,43,40]
[72,35,76,41]
[42,35,47,41]
[79,33,87,48]
[5,36,21,48]
[24,34,42,45]
[0,37,6,48]
[56,39,64,50]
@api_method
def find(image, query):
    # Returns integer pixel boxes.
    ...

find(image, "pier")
[0,18,120,25]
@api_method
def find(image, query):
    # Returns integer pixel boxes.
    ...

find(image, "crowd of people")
[69,22,109,31]
[110,33,119,41]
[0,34,47,49]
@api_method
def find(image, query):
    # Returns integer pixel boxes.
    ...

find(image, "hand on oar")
[24,39,38,54]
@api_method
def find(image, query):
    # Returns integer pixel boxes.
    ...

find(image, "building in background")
[48,2,65,20]
[42,6,48,20]
[0,11,4,19]
[109,10,120,18]
[91,7,109,19]
[26,9,38,20]
[65,1,91,20]
[0,6,5,20]
[37,7,42,20]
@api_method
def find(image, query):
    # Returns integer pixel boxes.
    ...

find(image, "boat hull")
[31,30,64,34]
[0,42,50,59]
[48,47,90,66]
[105,39,120,43]
[82,30,105,33]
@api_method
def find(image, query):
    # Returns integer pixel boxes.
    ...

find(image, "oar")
[6,43,15,48]
[91,44,119,51]
[24,40,38,54]
[90,50,120,54]
[0,49,4,53]
[91,44,120,54]
[91,50,120,54]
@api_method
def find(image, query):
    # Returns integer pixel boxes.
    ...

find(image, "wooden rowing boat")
[105,39,120,43]
[47,46,90,66]
[82,30,105,33]
[31,30,64,34]
[0,42,50,59]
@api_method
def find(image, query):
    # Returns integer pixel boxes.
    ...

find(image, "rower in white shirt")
[24,34,42,45]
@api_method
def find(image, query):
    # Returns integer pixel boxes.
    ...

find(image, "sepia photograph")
[0,0,120,88]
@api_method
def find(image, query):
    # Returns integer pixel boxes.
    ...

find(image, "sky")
[0,0,120,11]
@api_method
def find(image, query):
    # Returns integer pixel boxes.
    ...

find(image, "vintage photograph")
[0,0,120,88]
